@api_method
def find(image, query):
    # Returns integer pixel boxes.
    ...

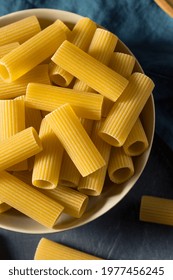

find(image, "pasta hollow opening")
[0,63,10,82]
[113,167,132,183]
[128,141,146,154]
[52,74,68,87]
[32,179,55,189]
[99,132,120,147]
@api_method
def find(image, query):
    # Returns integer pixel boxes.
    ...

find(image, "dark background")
[0,0,173,259]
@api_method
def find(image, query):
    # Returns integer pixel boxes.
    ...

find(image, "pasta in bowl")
[0,9,155,233]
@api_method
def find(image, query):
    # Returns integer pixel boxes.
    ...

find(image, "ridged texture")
[32,119,64,189]
[26,83,103,120]
[0,42,20,58]
[59,119,93,188]
[0,99,27,171]
[99,73,155,146]
[50,17,96,86]
[0,127,42,171]
[103,52,135,117]
[0,171,64,228]
[0,64,51,99]
[123,118,149,156]
[52,40,128,102]
[0,16,41,46]
[140,196,173,226]
[41,185,88,218]
[0,201,11,213]
[78,119,111,196]
[73,27,118,92]
[34,238,102,260]
[45,104,105,177]
[108,147,134,184]
[0,21,66,82]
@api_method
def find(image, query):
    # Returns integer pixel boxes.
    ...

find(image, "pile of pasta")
[0,15,155,229]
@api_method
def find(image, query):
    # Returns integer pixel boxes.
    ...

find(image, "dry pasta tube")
[32,118,64,189]
[0,20,66,82]
[0,171,64,228]
[0,99,28,171]
[73,27,118,92]
[0,42,20,58]
[123,118,149,156]
[0,201,11,214]
[59,118,93,188]
[78,119,111,196]
[0,64,51,100]
[34,238,103,260]
[41,185,88,218]
[50,17,96,87]
[0,127,42,171]
[99,73,155,147]
[45,104,106,177]
[140,196,173,226]
[52,40,128,102]
[108,147,134,184]
[0,16,41,46]
[26,83,103,120]
[103,52,135,117]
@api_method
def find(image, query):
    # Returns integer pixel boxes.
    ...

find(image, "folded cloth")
[0,0,173,151]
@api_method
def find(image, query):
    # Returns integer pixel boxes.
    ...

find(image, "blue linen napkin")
[0,0,173,150]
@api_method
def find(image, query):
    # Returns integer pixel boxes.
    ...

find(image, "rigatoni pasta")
[0,16,41,46]
[32,118,64,189]
[25,83,103,120]
[0,171,64,228]
[108,147,134,184]
[34,238,102,260]
[140,196,173,226]
[0,127,42,171]
[45,104,106,177]
[0,42,20,58]
[0,201,11,214]
[0,20,66,82]
[50,17,96,86]
[41,185,88,218]
[51,40,129,102]
[0,64,50,100]
[99,73,154,147]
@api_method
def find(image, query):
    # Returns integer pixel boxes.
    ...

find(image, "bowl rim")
[0,8,155,234]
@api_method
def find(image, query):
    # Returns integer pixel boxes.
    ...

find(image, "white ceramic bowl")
[0,9,155,233]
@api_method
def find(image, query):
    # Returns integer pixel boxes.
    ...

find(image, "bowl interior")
[0,9,155,233]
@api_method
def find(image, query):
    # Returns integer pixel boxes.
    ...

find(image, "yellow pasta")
[51,40,128,102]
[41,185,88,218]
[0,42,20,58]
[99,73,155,147]
[0,64,51,99]
[103,51,135,117]
[108,147,134,184]
[0,20,66,82]
[26,83,103,120]
[0,201,11,214]
[0,171,64,228]
[34,238,102,260]
[59,119,93,188]
[45,104,105,177]
[32,118,64,189]
[123,118,149,156]
[73,27,118,92]
[140,196,173,226]
[50,17,96,86]
[0,16,41,46]
[13,170,32,186]
[78,119,111,196]
[0,127,42,171]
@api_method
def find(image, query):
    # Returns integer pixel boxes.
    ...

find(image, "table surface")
[0,132,173,260]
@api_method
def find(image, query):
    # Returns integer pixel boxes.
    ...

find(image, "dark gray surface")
[0,133,173,260]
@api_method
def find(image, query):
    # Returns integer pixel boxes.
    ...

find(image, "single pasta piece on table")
[34,238,103,260]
